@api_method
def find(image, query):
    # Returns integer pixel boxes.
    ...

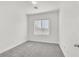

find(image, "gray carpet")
[0,41,64,57]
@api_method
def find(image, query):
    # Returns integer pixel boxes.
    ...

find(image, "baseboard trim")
[59,43,66,57]
[27,40,59,45]
[0,40,27,54]
[0,40,60,55]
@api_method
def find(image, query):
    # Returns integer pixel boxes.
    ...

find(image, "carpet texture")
[0,41,64,57]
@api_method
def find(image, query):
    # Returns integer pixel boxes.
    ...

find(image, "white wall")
[33,1,79,57]
[1,1,79,57]
[0,1,61,54]
[0,2,28,53]
[27,10,59,43]
[59,2,79,57]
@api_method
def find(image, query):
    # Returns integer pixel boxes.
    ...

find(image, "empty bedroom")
[0,0,79,57]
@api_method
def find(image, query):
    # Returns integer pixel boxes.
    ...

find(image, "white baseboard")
[0,40,61,56]
[28,40,59,45]
[0,40,27,54]
[59,42,67,57]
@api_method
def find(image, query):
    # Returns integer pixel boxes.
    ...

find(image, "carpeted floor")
[0,41,64,57]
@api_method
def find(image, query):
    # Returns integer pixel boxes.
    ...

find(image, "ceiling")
[0,1,79,14]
